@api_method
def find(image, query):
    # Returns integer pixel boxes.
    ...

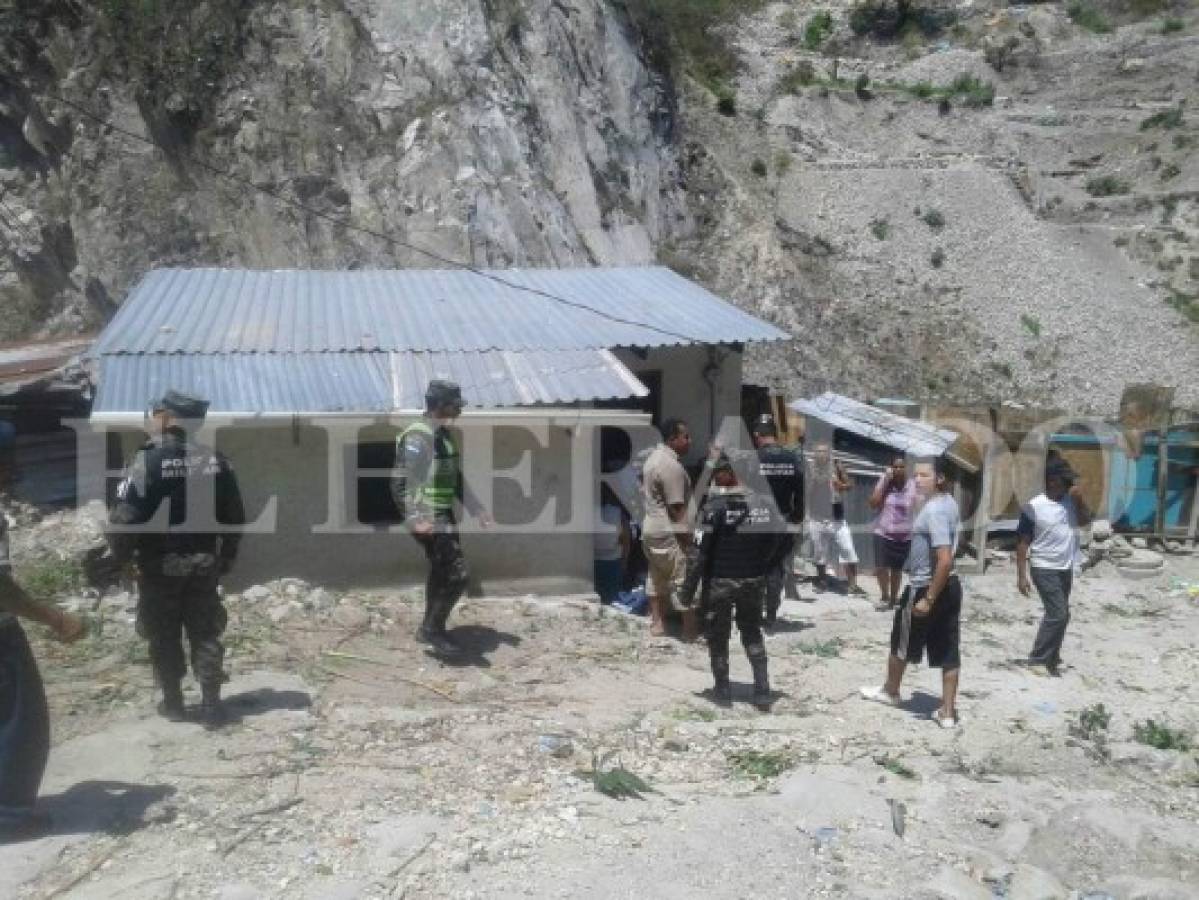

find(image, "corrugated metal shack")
[86,266,789,592]
[0,335,95,507]
[790,393,972,571]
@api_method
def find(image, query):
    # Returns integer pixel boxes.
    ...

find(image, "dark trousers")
[1029,567,1072,667]
[137,573,227,686]
[0,617,50,816]
[414,525,469,630]
[704,577,767,658]
[764,534,796,621]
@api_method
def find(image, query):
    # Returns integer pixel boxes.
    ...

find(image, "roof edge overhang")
[88,408,654,428]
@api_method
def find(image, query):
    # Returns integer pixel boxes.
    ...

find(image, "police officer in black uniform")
[391,380,491,657]
[681,451,782,711]
[752,414,804,631]
[107,390,245,728]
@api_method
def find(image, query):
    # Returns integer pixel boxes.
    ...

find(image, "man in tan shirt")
[640,418,698,639]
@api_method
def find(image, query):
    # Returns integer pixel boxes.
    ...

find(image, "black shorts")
[874,535,911,571]
[890,576,962,669]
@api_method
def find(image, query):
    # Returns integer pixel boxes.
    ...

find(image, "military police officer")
[752,414,805,631]
[392,380,491,657]
[107,390,245,728]
[681,451,782,711]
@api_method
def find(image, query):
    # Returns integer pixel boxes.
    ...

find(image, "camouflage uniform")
[108,405,244,725]
[391,383,480,655]
[756,441,805,628]
[682,473,782,710]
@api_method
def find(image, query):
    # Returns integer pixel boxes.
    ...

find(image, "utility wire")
[41,90,709,346]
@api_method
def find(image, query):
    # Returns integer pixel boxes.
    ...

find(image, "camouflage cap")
[753,413,778,436]
[425,379,464,410]
[153,389,209,420]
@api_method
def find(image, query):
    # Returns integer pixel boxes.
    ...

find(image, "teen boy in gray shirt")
[860,457,963,728]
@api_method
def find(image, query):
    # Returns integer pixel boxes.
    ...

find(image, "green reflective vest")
[398,420,460,514]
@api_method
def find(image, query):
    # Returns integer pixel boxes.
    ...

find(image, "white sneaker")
[932,708,959,729]
[859,685,901,707]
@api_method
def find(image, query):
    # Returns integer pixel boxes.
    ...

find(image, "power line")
[40,90,707,346]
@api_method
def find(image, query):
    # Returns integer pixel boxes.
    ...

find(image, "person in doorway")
[107,390,245,729]
[869,456,916,611]
[860,457,963,728]
[752,415,804,631]
[1015,459,1092,675]
[680,451,781,710]
[1,499,86,841]
[594,483,630,605]
[392,380,492,658]
[806,442,865,596]
[640,418,698,640]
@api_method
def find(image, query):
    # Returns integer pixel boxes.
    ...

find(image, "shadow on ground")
[2,780,177,844]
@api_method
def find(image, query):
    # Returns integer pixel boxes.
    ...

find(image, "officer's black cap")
[753,413,778,437]
[714,448,757,481]
[425,379,464,411]
[153,389,209,420]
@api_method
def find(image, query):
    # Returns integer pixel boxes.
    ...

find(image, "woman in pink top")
[869,456,916,611]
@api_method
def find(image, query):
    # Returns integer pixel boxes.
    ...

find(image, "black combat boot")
[200,682,226,730]
[416,604,463,657]
[710,655,732,708]
[157,678,186,722]
[749,649,772,712]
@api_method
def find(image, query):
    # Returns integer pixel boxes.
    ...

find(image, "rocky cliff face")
[1,0,1196,413]
[0,0,686,335]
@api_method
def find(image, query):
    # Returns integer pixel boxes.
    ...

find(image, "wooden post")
[959,434,995,575]
[1153,421,1170,542]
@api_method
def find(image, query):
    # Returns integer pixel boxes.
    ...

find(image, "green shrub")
[625,0,767,96]
[1165,290,1199,323]
[870,217,890,240]
[1140,107,1184,131]
[949,73,995,107]
[1161,16,1184,32]
[804,11,835,49]
[854,72,874,99]
[1127,0,1168,16]
[715,86,737,116]
[922,208,946,231]
[778,61,818,94]
[1067,1,1112,33]
[1071,703,1112,741]
[728,749,795,778]
[793,638,842,657]
[18,557,85,602]
[1020,313,1042,337]
[750,157,767,177]
[930,247,946,268]
[849,0,955,39]
[1133,719,1191,751]
[1086,175,1131,197]
[1160,162,1181,181]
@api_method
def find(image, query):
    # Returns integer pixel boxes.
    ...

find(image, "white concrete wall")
[613,345,743,461]
[106,416,605,595]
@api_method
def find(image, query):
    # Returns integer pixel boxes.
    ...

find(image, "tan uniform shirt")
[641,443,691,538]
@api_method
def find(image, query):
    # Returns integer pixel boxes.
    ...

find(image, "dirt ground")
[3,552,1198,900]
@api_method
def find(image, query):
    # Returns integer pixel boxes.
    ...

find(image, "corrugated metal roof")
[92,267,789,354]
[92,349,649,414]
[791,392,960,459]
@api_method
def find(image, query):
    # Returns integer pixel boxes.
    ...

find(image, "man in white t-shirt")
[1015,459,1092,675]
